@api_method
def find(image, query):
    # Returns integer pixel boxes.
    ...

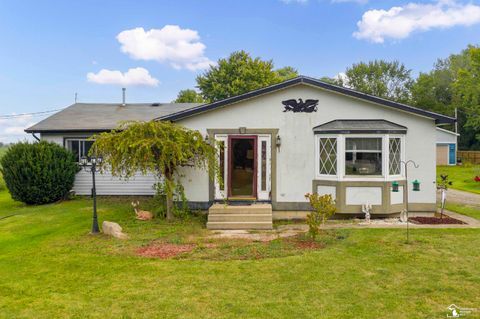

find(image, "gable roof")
[158,76,455,124]
[313,120,407,134]
[25,102,202,133]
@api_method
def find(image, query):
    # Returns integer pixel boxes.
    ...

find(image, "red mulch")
[295,240,324,250]
[409,216,466,225]
[136,243,196,259]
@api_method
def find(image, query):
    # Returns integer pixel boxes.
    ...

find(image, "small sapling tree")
[304,193,336,240]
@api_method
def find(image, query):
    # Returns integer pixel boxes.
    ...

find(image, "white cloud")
[86,67,159,86]
[0,114,37,143]
[116,25,215,71]
[354,0,480,43]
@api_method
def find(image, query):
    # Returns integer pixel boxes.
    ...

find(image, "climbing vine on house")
[92,121,218,220]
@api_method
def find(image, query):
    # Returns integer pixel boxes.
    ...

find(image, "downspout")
[31,133,40,141]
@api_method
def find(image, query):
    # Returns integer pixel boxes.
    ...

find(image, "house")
[26,76,455,229]
[436,127,459,166]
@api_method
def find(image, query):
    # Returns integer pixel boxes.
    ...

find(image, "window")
[219,140,225,191]
[345,138,382,175]
[389,138,401,175]
[261,140,267,191]
[318,137,337,175]
[66,139,94,162]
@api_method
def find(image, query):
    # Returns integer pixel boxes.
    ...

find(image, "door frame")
[227,135,258,198]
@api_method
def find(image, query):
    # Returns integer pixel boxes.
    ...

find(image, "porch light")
[276,135,281,148]
[412,179,420,192]
[80,156,88,166]
[391,181,399,192]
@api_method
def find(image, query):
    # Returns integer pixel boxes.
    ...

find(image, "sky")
[1,0,479,143]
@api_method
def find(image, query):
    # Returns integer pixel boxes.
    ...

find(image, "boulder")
[102,221,128,239]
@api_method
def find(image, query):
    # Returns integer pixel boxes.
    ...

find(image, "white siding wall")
[179,84,438,206]
[40,133,157,196]
[436,128,457,144]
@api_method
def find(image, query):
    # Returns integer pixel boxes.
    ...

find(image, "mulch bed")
[294,240,324,250]
[285,235,325,250]
[409,216,466,225]
[136,243,196,259]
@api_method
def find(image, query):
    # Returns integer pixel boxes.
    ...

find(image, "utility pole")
[455,107,458,134]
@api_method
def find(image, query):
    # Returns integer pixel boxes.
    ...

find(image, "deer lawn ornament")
[131,201,153,221]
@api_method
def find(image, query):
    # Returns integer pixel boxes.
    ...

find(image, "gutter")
[31,133,40,141]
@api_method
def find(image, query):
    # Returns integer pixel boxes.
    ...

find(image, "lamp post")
[79,155,103,234]
[392,160,420,243]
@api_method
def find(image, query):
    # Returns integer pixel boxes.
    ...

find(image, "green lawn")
[445,203,480,220]
[1,191,480,318]
[437,164,480,194]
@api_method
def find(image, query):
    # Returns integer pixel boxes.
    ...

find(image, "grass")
[437,164,480,194]
[1,191,480,318]
[445,203,480,220]
[0,146,7,191]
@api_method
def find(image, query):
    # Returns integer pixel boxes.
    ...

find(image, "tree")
[304,193,336,240]
[411,45,479,149]
[336,60,414,104]
[93,121,217,220]
[275,66,299,82]
[196,50,298,101]
[453,47,480,142]
[173,89,205,103]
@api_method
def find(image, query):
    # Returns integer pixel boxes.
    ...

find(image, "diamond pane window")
[389,138,401,175]
[319,138,337,175]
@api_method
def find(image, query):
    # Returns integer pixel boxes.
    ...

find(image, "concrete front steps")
[207,203,273,230]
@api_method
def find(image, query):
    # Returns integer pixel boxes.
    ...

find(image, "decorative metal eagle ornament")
[282,98,319,113]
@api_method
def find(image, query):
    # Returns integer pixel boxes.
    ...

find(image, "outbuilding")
[436,127,459,166]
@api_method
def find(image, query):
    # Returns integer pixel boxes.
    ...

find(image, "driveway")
[438,189,480,208]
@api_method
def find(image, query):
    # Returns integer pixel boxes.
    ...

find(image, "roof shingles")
[25,103,202,133]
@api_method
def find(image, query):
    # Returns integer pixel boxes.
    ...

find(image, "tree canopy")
[195,50,298,102]
[411,45,479,149]
[93,121,217,220]
[173,89,205,103]
[335,60,414,104]
[453,47,480,141]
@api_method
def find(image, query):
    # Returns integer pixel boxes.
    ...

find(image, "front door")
[214,134,271,201]
[228,136,257,198]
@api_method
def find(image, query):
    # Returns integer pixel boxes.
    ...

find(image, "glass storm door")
[228,136,257,198]
[214,134,271,201]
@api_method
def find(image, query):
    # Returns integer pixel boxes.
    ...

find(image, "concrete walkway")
[210,210,480,241]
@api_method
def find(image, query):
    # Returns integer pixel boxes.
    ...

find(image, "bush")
[0,141,79,204]
[304,193,336,240]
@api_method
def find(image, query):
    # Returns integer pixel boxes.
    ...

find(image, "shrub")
[0,141,78,204]
[304,193,336,240]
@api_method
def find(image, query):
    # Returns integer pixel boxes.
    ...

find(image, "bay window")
[318,137,337,175]
[315,135,404,180]
[345,138,382,176]
[389,137,401,175]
